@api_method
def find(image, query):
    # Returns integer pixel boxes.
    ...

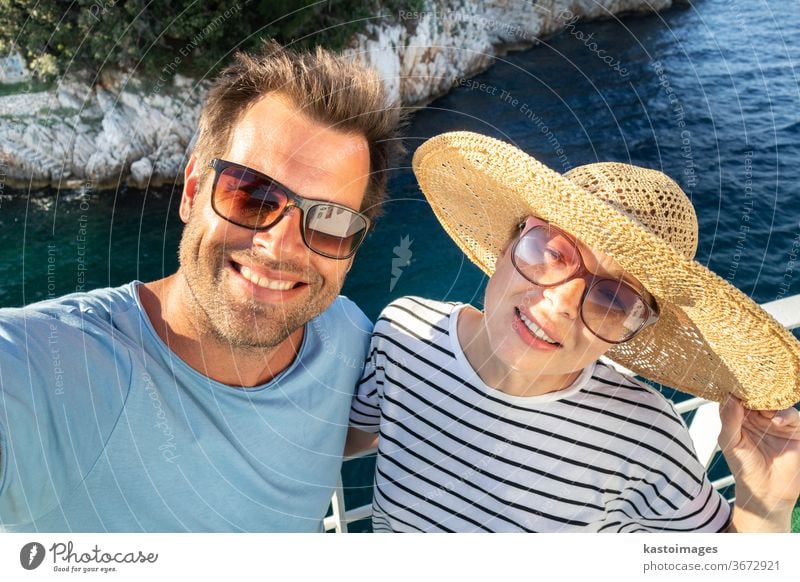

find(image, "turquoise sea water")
[1,0,798,529]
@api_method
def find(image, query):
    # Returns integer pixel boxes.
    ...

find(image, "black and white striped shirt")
[350,296,731,532]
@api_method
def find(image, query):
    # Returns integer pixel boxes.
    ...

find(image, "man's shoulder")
[1,282,138,319]
[315,294,373,337]
[0,282,140,347]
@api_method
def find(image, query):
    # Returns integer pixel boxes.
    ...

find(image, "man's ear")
[179,156,200,224]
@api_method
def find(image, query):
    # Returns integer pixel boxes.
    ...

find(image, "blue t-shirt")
[0,282,371,532]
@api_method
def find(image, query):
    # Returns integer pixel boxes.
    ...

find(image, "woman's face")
[479,216,649,381]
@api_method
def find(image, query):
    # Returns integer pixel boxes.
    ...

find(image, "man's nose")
[251,206,308,261]
[541,277,585,319]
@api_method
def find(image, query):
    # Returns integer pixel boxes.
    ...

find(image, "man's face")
[177,93,370,348]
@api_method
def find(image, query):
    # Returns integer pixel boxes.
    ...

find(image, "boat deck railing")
[324,294,800,532]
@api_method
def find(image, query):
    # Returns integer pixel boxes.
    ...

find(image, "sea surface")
[1,0,798,529]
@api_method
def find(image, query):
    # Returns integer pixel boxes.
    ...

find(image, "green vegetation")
[0,0,425,81]
[793,500,799,533]
[0,79,53,97]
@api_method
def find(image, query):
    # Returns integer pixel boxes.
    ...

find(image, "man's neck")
[138,275,303,387]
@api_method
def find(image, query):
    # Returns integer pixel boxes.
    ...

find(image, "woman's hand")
[719,396,800,532]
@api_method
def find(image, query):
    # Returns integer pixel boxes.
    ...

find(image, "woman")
[347,131,800,532]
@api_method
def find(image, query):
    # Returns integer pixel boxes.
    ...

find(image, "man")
[0,41,402,532]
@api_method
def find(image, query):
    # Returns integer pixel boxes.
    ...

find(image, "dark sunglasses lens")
[583,279,649,343]
[304,205,368,258]
[513,226,581,284]
[214,165,287,228]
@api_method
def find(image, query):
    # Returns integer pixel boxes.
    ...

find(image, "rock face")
[0,0,674,190]
[349,0,672,106]
[0,76,203,189]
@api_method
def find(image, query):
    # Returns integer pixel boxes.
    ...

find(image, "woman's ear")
[493,233,515,271]
[498,239,512,258]
[499,220,525,258]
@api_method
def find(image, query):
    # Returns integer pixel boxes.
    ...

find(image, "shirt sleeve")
[615,476,732,533]
[348,322,386,433]
[0,308,129,527]
[606,395,732,533]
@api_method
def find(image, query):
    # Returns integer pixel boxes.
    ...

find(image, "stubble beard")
[177,217,340,350]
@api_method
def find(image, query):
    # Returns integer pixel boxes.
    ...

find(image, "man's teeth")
[239,265,295,291]
[518,310,559,345]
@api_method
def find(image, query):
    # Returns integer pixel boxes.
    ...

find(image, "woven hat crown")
[565,163,699,259]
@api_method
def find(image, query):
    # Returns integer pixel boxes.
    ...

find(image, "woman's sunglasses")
[512,218,660,344]
[208,159,371,260]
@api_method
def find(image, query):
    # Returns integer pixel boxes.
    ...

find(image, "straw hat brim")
[412,132,800,410]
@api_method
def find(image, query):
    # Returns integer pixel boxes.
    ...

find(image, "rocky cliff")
[0,0,675,190]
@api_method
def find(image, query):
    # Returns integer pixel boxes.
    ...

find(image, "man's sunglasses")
[208,158,371,260]
[512,218,660,344]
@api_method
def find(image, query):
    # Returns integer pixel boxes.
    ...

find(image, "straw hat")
[412,131,800,410]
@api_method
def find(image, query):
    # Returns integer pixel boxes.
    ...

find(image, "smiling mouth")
[233,263,304,291]
[515,307,561,346]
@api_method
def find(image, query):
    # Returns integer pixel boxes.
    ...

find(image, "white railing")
[324,294,800,532]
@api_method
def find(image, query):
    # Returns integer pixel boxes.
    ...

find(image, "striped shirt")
[350,296,731,533]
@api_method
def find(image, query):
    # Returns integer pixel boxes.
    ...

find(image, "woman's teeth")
[518,310,559,345]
